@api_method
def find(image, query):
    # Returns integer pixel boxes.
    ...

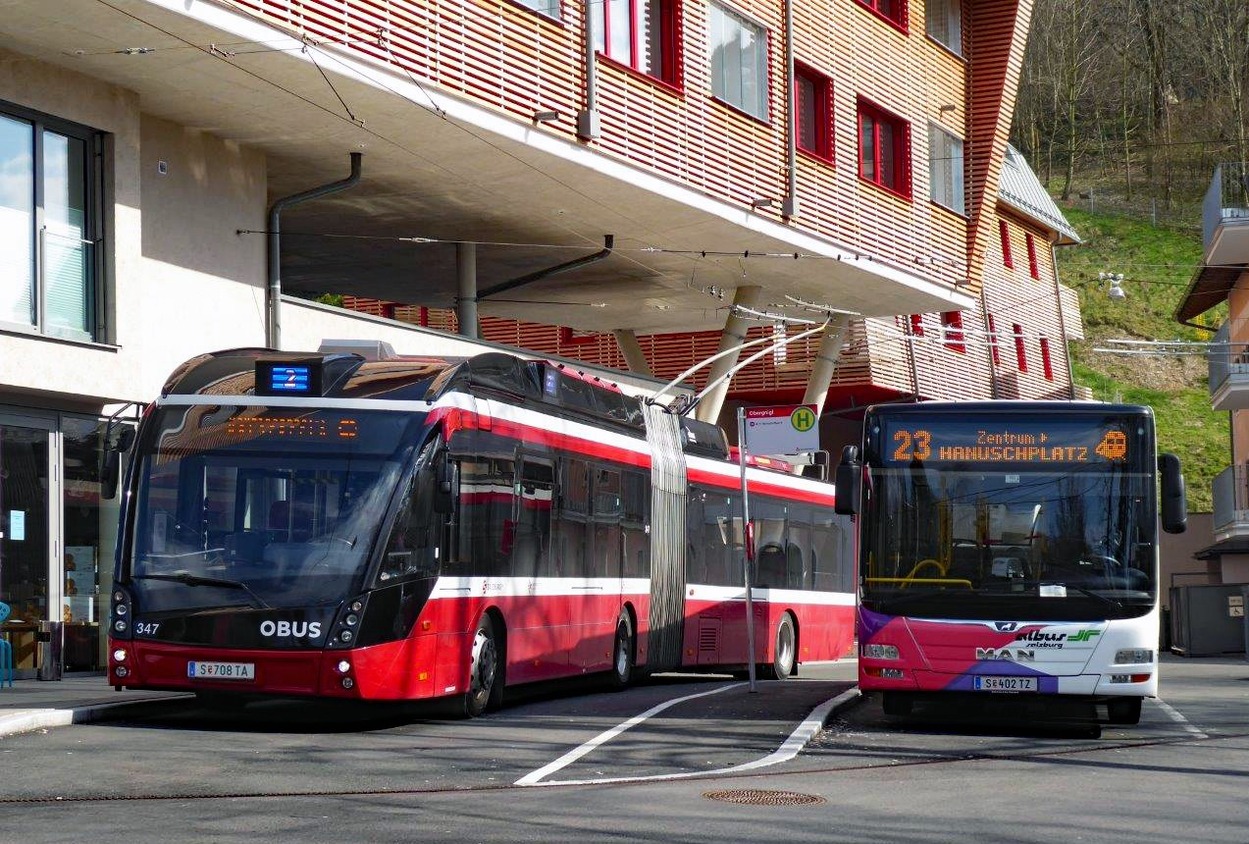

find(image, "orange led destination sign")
[887,426,1130,464]
[225,415,359,440]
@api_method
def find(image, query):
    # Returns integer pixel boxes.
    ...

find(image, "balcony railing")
[1212,465,1249,540]
[1208,321,1249,410]
[1203,162,1249,262]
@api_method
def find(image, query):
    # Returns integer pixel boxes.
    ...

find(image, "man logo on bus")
[1094,431,1128,461]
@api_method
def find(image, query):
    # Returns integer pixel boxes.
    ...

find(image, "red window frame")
[595,0,683,88]
[795,62,834,162]
[999,219,1014,269]
[856,0,908,31]
[858,98,912,199]
[908,314,924,337]
[1013,324,1027,373]
[1040,337,1054,380]
[1025,232,1040,279]
[941,311,965,354]
[987,314,1000,365]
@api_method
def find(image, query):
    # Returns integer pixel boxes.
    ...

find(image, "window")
[593,0,681,86]
[857,0,907,30]
[796,63,833,161]
[908,314,924,336]
[858,99,911,197]
[1026,232,1040,279]
[987,314,1001,365]
[515,0,560,18]
[941,311,965,353]
[1040,337,1055,380]
[929,124,964,213]
[1013,324,1027,373]
[999,219,1014,268]
[926,0,961,53]
[708,3,769,120]
[0,104,104,342]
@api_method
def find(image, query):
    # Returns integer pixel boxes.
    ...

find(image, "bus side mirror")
[433,455,452,514]
[1158,453,1186,534]
[101,426,136,501]
[834,445,861,516]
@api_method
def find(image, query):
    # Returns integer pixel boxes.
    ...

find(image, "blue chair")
[0,602,12,687]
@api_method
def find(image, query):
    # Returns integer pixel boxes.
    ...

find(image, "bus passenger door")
[508,459,557,684]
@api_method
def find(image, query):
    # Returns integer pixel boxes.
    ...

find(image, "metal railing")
[1209,321,1249,395]
[1212,464,1249,534]
[1203,162,1249,247]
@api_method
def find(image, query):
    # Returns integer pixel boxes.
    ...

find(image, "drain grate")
[703,789,826,807]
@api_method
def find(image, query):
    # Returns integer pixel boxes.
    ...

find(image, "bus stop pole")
[737,407,757,693]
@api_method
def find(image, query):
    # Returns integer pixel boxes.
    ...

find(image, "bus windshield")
[860,412,1156,621]
[127,404,428,612]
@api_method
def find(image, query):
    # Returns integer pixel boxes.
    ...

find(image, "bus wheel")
[1107,697,1142,725]
[759,614,796,681]
[610,613,635,690]
[465,614,501,717]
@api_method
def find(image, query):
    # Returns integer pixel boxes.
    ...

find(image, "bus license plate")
[973,675,1036,692]
[187,661,255,681]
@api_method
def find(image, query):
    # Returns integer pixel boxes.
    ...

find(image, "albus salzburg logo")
[259,620,322,638]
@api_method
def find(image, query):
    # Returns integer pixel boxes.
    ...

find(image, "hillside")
[1053,206,1226,512]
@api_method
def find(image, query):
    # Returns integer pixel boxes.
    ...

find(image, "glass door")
[0,414,57,678]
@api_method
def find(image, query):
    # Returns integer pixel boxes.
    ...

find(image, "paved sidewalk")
[0,673,190,737]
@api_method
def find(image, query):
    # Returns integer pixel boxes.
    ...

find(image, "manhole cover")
[703,789,826,807]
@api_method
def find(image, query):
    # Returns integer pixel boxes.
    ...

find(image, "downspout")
[782,0,798,218]
[577,0,601,140]
[266,152,363,349]
[477,235,614,300]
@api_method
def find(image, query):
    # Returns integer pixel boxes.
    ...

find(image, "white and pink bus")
[107,347,854,715]
[835,401,1187,726]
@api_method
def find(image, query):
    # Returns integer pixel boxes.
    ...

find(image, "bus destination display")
[886,424,1130,465]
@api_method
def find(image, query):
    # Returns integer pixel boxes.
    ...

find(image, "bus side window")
[458,458,516,577]
[378,443,442,583]
[514,460,554,580]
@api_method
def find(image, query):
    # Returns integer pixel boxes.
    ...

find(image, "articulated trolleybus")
[835,401,1187,725]
[108,346,854,714]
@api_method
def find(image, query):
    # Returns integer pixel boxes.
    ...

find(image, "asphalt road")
[0,655,1245,843]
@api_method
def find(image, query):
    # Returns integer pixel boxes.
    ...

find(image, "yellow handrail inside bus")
[905,558,947,579]
[866,577,973,589]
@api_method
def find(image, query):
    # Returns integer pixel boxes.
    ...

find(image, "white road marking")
[516,686,860,787]
[1152,697,1208,740]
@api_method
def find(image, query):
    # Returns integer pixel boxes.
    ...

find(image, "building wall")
[226,0,1007,292]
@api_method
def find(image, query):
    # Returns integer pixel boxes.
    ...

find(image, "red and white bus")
[108,347,854,715]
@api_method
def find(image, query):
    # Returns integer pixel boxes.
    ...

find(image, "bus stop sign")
[743,404,819,455]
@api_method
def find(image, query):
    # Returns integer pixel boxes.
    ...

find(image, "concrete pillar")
[800,314,850,418]
[456,243,478,340]
[694,285,762,425]
[612,329,652,376]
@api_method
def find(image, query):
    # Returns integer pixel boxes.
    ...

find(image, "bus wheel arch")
[760,611,797,681]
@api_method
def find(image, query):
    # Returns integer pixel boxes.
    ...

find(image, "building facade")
[0,0,1071,677]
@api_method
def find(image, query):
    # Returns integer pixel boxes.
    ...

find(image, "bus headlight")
[862,643,900,660]
[1114,649,1153,664]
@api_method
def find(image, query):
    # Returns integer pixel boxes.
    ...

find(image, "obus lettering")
[259,620,323,638]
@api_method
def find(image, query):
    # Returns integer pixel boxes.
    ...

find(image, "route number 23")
[892,429,932,461]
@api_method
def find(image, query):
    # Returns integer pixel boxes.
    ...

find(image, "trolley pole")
[737,406,758,693]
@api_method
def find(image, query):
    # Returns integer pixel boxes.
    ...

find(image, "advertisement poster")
[63,545,96,623]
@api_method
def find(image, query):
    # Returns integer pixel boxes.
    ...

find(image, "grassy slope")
[1052,207,1226,512]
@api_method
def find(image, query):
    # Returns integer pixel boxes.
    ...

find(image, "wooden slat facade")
[255,0,1076,406]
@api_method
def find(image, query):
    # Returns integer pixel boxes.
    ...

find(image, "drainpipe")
[577,0,601,139]
[267,152,363,349]
[782,0,798,218]
[478,235,614,300]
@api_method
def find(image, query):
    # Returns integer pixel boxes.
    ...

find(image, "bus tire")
[759,613,796,681]
[464,614,502,717]
[1107,697,1142,725]
[610,612,635,690]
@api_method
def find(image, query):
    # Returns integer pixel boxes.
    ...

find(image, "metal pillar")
[612,328,652,376]
[695,285,762,425]
[456,242,478,340]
